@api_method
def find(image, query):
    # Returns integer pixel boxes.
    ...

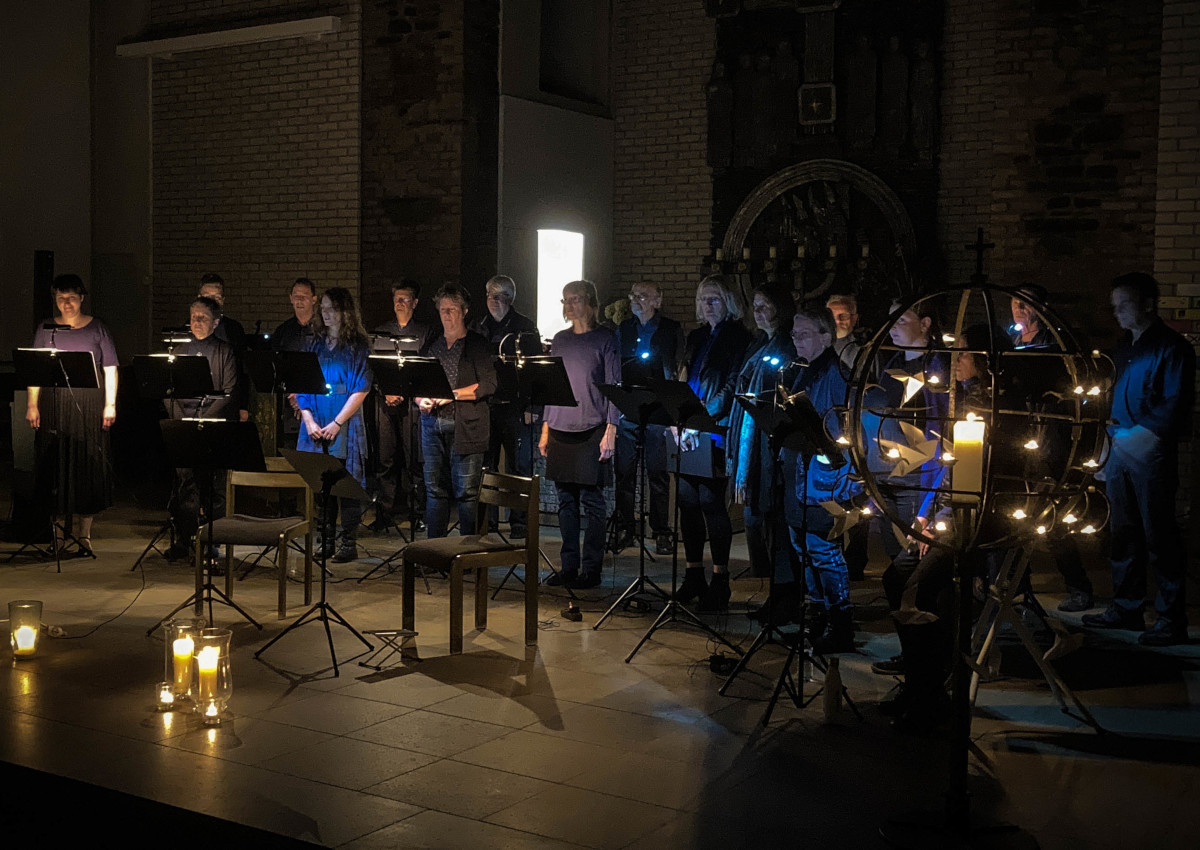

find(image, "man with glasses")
[472,275,540,537]
[370,280,434,532]
[615,282,682,554]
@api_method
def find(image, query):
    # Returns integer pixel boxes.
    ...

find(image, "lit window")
[537,230,584,336]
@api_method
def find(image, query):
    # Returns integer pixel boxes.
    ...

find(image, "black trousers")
[374,401,425,521]
[677,474,732,565]
[614,420,670,536]
[482,404,532,532]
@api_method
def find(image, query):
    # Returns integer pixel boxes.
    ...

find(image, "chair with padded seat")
[195,467,314,619]
[401,471,539,654]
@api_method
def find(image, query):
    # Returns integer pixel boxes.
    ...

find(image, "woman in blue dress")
[297,287,373,562]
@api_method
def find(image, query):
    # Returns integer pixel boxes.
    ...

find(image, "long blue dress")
[296,339,372,486]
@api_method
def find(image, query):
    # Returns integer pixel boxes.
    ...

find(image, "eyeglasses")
[394,297,415,306]
[561,296,586,306]
[752,303,773,313]
[698,297,724,307]
[791,331,816,341]
[629,292,654,302]
[486,293,511,303]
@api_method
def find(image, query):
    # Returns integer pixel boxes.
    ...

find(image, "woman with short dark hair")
[26,274,119,555]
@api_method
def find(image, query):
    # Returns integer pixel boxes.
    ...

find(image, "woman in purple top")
[26,275,119,554]
[538,280,620,594]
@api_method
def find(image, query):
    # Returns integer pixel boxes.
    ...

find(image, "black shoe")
[332,544,359,563]
[545,570,577,587]
[568,573,602,589]
[675,567,708,604]
[698,572,731,612]
[1057,590,1094,613]
[611,530,635,552]
[1138,619,1189,647]
[1081,605,1145,631]
[810,607,856,654]
[164,543,191,562]
[747,584,801,626]
[871,654,906,676]
[368,515,394,533]
[654,533,675,556]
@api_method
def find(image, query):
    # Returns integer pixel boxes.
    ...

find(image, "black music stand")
[625,380,743,663]
[13,347,100,571]
[358,356,454,583]
[128,354,215,571]
[593,383,670,629]
[152,419,266,633]
[491,355,580,603]
[244,350,327,398]
[716,391,860,724]
[255,448,374,676]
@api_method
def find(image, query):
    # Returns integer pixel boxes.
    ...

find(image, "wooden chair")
[195,468,314,619]
[402,471,539,654]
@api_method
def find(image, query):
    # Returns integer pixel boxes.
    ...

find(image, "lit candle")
[828,245,837,258]
[202,699,221,726]
[13,626,38,658]
[173,636,194,695]
[196,646,219,702]
[769,246,777,258]
[796,245,806,258]
[715,249,724,261]
[742,248,750,260]
[157,682,176,711]
[952,415,985,505]
[861,243,870,258]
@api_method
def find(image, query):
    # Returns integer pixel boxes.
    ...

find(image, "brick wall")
[360,0,468,328]
[611,0,714,320]
[1154,0,1200,546]
[150,0,360,333]
[939,0,1161,344]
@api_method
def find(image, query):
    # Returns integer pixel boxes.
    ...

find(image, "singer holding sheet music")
[296,288,373,563]
[26,274,119,554]
[673,275,751,612]
[165,295,241,559]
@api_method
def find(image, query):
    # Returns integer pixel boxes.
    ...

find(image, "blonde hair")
[694,274,745,322]
[561,279,600,328]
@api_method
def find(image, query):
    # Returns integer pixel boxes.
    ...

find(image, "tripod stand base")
[880,810,1035,850]
[255,600,374,677]
[625,600,744,663]
[594,573,669,630]
[150,581,263,636]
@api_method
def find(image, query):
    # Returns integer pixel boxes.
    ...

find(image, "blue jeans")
[555,482,606,579]
[790,508,851,611]
[421,415,483,538]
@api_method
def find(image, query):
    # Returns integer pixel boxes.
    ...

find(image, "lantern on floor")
[9,600,43,659]
[193,628,233,726]
[162,618,205,702]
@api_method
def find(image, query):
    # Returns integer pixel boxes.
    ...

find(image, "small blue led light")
[769,357,780,366]
[641,352,650,360]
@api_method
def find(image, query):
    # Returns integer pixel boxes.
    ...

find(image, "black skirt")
[546,426,609,487]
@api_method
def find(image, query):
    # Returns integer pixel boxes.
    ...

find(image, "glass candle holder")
[163,619,203,700]
[156,681,176,711]
[193,628,233,724]
[9,600,43,659]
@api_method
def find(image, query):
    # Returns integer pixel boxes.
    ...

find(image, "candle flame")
[1012,509,1027,520]
[1081,524,1096,534]
[1024,439,1039,450]
[1036,525,1047,535]
[13,626,37,651]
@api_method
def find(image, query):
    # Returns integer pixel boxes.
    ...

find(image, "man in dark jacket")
[614,282,682,553]
[1083,273,1195,646]
[472,274,540,537]
[166,296,241,559]
[198,273,249,422]
[371,279,434,530]
[417,284,497,538]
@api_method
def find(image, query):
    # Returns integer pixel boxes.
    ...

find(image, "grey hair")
[695,274,745,322]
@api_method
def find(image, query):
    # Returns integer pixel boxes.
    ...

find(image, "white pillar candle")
[196,646,219,702]
[172,636,194,694]
[952,416,986,505]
